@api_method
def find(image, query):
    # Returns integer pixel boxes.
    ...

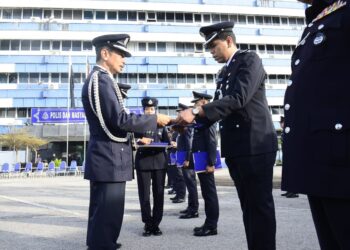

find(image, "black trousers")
[136,169,166,227]
[166,164,177,187]
[87,181,126,250]
[226,152,276,250]
[308,195,350,250]
[182,167,199,212]
[173,167,186,199]
[197,172,219,229]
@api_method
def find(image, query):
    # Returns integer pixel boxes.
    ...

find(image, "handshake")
[156,107,202,127]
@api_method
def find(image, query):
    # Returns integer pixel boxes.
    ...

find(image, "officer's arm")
[206,125,217,166]
[185,128,193,161]
[98,74,157,134]
[202,52,265,122]
[162,127,171,144]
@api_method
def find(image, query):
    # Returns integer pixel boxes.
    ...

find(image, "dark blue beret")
[92,34,132,57]
[141,97,158,108]
[199,21,235,47]
[191,91,213,103]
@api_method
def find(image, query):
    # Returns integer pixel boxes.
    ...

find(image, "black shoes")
[168,189,176,195]
[172,198,185,203]
[116,243,122,249]
[179,212,199,219]
[142,224,153,237]
[193,226,217,237]
[282,192,299,198]
[179,208,188,214]
[152,226,162,236]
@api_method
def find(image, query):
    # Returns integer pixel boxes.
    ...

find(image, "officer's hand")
[175,108,196,125]
[157,114,172,127]
[170,141,177,148]
[138,137,153,145]
[206,166,215,173]
[183,160,189,168]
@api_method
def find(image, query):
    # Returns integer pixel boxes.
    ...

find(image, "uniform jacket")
[82,66,157,182]
[202,50,278,158]
[191,122,217,166]
[177,127,193,163]
[282,1,350,198]
[135,127,170,171]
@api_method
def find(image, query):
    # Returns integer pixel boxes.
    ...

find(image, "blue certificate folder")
[170,153,176,165]
[193,150,222,172]
[137,142,169,148]
[176,151,187,167]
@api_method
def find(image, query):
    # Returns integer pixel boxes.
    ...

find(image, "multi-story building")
[0,0,306,162]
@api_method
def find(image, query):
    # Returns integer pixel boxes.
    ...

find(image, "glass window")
[138,42,146,51]
[168,74,176,84]
[9,73,17,83]
[138,12,145,21]
[184,43,194,52]
[139,73,147,83]
[73,10,82,20]
[263,16,272,24]
[3,9,12,19]
[31,40,40,51]
[96,11,105,20]
[0,74,7,83]
[255,16,263,24]
[42,41,50,50]
[148,43,156,52]
[44,10,52,18]
[203,14,210,22]
[239,44,248,50]
[149,74,157,83]
[11,40,20,51]
[275,45,283,54]
[29,73,39,83]
[157,42,166,52]
[206,74,214,84]
[271,106,280,114]
[197,74,204,83]
[128,11,137,21]
[269,75,277,84]
[194,14,201,22]
[289,17,297,25]
[195,43,203,52]
[63,9,73,19]
[278,75,286,84]
[54,10,62,19]
[0,40,10,50]
[23,9,32,19]
[184,13,193,23]
[107,11,117,20]
[229,15,238,22]
[281,17,288,25]
[176,43,185,52]
[247,16,255,24]
[33,9,42,18]
[157,12,166,22]
[238,15,246,24]
[13,9,22,19]
[249,44,257,51]
[41,73,49,83]
[147,12,155,21]
[166,12,174,22]
[158,74,167,84]
[19,73,29,83]
[266,45,274,54]
[175,13,184,22]
[7,108,16,118]
[187,74,195,84]
[0,109,6,117]
[118,73,127,84]
[283,45,291,54]
[258,44,265,53]
[84,10,93,20]
[212,14,220,22]
[272,17,280,25]
[52,41,60,50]
[51,73,59,83]
[21,40,30,50]
[177,74,186,84]
[119,11,127,21]
[73,73,81,83]
[297,18,305,25]
[128,73,137,84]
[83,41,92,51]
[72,41,81,51]
[221,14,229,21]
[61,73,68,83]
[62,41,71,51]
[17,108,27,118]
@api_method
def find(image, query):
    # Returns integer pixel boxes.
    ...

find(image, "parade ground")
[0,167,319,250]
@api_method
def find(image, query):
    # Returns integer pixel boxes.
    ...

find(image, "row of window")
[0,39,297,55]
[0,8,306,26]
[0,72,291,85]
[0,106,285,119]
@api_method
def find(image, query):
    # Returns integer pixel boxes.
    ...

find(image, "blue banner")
[31,107,144,124]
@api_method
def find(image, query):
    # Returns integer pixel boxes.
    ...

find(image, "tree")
[0,128,48,162]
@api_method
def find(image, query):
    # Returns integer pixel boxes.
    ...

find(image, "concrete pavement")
[0,169,319,250]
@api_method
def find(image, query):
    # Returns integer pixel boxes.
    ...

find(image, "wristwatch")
[192,107,200,116]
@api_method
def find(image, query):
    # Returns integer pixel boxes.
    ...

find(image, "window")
[157,12,166,22]
[139,73,147,83]
[33,9,42,18]
[107,11,117,20]
[168,74,176,84]
[148,43,156,52]
[195,43,203,52]
[61,73,68,83]
[175,13,184,22]
[119,11,127,21]
[83,41,92,51]
[31,40,40,51]
[42,41,50,50]
[184,43,194,52]
[44,10,52,18]
[51,73,59,83]
[278,75,286,84]
[266,45,274,54]
[138,12,145,21]
[166,12,174,22]
[7,108,16,118]
[84,10,93,20]
[187,74,195,84]
[272,17,280,25]
[11,40,20,51]
[157,42,166,52]
[23,9,32,19]
[206,74,214,84]
[239,44,248,50]
[158,74,167,84]
[212,14,220,22]
[229,15,238,22]
[118,73,127,83]
[289,17,297,25]
[3,9,12,19]
[283,45,291,54]
[177,74,186,84]
[41,73,49,83]
[0,74,7,83]
[176,43,185,52]
[0,109,6,118]
[271,106,280,115]
[17,108,27,118]
[258,44,265,53]
[9,73,17,83]
[247,16,255,24]
[52,41,60,50]
[250,44,257,51]
[29,73,39,83]
[221,14,229,22]
[128,11,137,21]
[129,73,137,84]
[281,17,288,25]
[72,41,81,51]
[263,16,272,24]
[13,9,22,19]
[73,10,82,20]
[184,13,192,23]
[149,74,157,84]
[19,73,29,83]
[96,11,105,20]
[275,45,283,54]
[62,41,71,51]
[194,14,201,23]
[53,10,62,19]
[255,16,263,24]
[0,40,10,50]
[297,18,305,25]
[197,74,204,83]
[203,14,210,22]
[238,15,246,24]
[63,9,73,20]
[138,42,146,51]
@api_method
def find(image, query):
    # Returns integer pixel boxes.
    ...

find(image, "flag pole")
[66,53,71,165]
[83,54,89,167]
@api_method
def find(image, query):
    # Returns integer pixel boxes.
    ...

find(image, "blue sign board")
[31,107,144,124]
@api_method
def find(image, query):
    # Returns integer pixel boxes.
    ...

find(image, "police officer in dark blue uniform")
[82,34,171,250]
[190,91,220,237]
[135,97,170,237]
[177,22,278,250]
[282,1,350,249]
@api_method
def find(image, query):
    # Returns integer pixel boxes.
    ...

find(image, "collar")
[226,49,238,67]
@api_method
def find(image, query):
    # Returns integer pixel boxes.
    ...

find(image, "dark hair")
[95,46,110,62]
[217,31,236,45]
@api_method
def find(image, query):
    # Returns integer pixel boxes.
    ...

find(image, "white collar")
[226,50,238,67]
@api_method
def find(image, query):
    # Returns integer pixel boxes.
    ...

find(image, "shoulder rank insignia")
[312,0,347,23]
